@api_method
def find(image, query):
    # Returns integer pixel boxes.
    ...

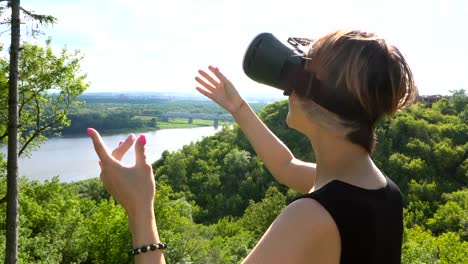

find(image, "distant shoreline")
[58,122,232,138]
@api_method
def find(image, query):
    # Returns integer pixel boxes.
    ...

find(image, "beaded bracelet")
[128,243,166,256]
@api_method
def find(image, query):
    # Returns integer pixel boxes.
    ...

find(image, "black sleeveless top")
[293,177,403,264]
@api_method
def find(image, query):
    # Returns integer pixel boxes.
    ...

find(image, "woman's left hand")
[87,128,156,217]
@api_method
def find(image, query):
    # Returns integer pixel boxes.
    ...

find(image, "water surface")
[2,127,218,182]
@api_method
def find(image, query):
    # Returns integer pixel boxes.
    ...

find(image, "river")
[1,127,219,182]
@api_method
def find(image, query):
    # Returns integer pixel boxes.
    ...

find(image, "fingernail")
[137,134,146,145]
[98,160,102,166]
[86,128,93,136]
[118,140,124,146]
[215,67,219,71]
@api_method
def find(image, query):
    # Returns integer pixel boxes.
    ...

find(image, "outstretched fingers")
[195,76,216,93]
[112,134,136,161]
[87,128,117,165]
[195,86,216,100]
[135,134,150,168]
[198,69,220,87]
[208,65,230,84]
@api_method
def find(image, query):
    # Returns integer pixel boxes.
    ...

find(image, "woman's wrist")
[231,99,247,116]
[128,205,160,246]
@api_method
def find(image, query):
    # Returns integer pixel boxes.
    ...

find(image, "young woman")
[87,29,417,263]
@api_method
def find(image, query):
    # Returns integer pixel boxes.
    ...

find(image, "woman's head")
[291,29,418,153]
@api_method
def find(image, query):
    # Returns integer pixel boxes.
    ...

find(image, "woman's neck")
[306,128,385,191]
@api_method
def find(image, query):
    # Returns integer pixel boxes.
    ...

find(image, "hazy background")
[12,0,468,96]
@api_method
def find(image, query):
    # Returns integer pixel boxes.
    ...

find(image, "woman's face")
[287,92,323,137]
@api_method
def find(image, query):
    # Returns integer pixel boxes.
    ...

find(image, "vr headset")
[242,33,368,123]
[242,33,315,97]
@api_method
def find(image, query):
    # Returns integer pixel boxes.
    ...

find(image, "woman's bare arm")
[195,66,316,193]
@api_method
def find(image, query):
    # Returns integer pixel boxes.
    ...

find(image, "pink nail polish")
[98,160,102,166]
[86,128,93,136]
[215,67,219,71]
[119,140,124,146]
[137,134,146,145]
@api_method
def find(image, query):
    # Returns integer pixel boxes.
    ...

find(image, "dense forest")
[0,91,467,263]
[60,96,267,135]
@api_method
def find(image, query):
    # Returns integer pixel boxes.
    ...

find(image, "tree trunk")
[5,0,21,263]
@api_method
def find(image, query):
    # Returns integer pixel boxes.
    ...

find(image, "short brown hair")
[300,30,418,152]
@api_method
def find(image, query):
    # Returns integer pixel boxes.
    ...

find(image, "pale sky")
[11,0,468,96]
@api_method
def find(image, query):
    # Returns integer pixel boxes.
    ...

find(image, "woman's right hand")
[195,65,245,114]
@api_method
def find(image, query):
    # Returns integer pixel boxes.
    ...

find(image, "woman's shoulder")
[285,198,340,230]
[242,198,340,263]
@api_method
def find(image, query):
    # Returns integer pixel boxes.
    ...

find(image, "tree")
[449,89,467,113]
[4,1,21,262]
[0,2,85,262]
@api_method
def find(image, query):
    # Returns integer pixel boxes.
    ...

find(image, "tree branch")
[0,130,7,142]
[20,7,57,25]
[34,93,40,128]
[20,90,42,115]
[0,29,10,35]
[18,112,66,157]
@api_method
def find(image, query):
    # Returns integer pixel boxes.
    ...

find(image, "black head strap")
[290,72,372,125]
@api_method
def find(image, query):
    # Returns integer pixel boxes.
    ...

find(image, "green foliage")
[68,177,111,202]
[84,199,131,264]
[402,226,468,264]
[155,127,273,224]
[374,91,467,195]
[0,153,6,179]
[154,181,255,264]
[63,111,153,136]
[2,89,466,262]
[450,89,468,113]
[240,186,287,237]
[0,40,89,156]
[427,189,468,240]
[0,178,132,263]
[435,232,468,264]
[402,225,439,264]
[404,180,440,228]
[154,182,210,263]
[18,178,91,263]
[0,57,8,142]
